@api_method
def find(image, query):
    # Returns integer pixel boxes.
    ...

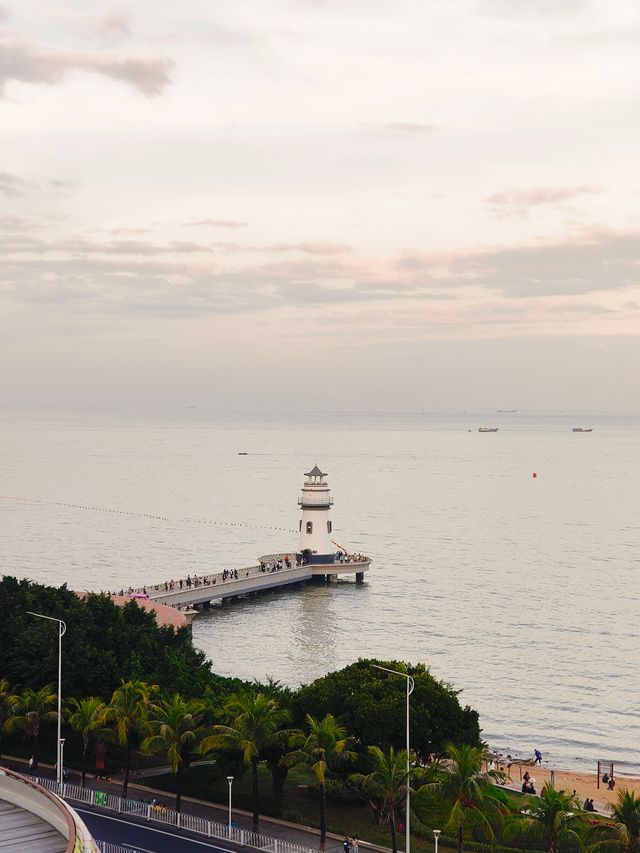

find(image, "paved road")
[77,807,245,853]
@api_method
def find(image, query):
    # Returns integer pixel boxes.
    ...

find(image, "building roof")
[75,592,187,631]
[0,800,67,852]
[305,465,327,477]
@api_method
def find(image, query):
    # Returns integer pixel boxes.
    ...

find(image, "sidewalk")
[3,755,387,853]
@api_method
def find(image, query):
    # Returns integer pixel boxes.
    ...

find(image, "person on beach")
[534,749,542,765]
[523,770,531,783]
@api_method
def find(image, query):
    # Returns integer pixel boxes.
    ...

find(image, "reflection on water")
[2,410,640,773]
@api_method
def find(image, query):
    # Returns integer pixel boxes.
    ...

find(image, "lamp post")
[227,775,234,831]
[27,612,66,786]
[433,829,441,853]
[372,664,415,853]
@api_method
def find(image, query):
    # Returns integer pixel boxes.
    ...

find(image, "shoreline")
[497,761,640,811]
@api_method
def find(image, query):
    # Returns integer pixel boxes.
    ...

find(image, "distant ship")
[572,427,593,433]
[479,427,499,433]
[497,409,517,413]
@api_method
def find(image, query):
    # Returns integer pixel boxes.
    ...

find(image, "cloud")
[0,214,31,229]
[486,185,601,218]
[0,38,173,96]
[395,227,640,297]
[474,0,592,22]
[0,225,638,331]
[261,242,353,255]
[0,171,35,197]
[183,219,249,229]
[94,12,131,40]
[383,122,437,134]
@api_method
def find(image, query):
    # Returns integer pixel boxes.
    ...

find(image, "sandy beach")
[503,764,640,812]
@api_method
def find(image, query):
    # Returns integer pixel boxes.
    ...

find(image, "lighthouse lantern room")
[297,465,336,564]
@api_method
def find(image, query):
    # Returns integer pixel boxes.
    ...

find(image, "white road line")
[75,808,238,851]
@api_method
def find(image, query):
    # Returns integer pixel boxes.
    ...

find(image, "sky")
[1,0,639,411]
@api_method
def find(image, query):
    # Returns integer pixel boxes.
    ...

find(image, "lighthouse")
[297,465,336,564]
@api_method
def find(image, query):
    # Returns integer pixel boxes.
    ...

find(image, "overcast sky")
[1,0,639,411]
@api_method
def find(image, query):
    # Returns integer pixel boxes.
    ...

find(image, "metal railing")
[36,777,317,853]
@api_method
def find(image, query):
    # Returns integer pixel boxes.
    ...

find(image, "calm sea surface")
[1,409,639,775]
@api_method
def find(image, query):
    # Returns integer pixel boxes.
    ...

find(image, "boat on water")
[479,427,499,433]
[497,409,517,413]
[572,427,593,432]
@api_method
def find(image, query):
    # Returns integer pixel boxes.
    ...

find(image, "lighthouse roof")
[305,465,327,477]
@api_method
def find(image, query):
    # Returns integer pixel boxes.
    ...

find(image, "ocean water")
[1,409,639,775]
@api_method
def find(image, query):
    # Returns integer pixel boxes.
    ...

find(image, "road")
[76,807,247,853]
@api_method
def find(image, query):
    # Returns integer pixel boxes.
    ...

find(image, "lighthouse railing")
[297,495,334,506]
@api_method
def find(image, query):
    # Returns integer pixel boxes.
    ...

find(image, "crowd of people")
[521,770,536,795]
[109,548,368,602]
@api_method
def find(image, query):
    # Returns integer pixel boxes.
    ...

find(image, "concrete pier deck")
[134,552,371,611]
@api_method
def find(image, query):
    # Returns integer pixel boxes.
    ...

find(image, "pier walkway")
[128,552,371,611]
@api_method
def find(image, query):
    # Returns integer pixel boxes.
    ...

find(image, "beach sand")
[502,764,640,812]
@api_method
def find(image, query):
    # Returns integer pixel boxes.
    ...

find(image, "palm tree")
[5,684,57,770]
[104,679,154,798]
[351,745,413,853]
[611,790,640,853]
[284,714,355,850]
[141,694,207,812]
[0,678,20,761]
[66,697,111,787]
[505,785,583,853]
[200,691,290,832]
[589,789,640,853]
[431,743,504,853]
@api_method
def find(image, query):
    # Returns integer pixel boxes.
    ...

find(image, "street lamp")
[27,612,66,786]
[372,664,415,853]
[227,775,234,831]
[433,829,441,853]
[59,739,65,783]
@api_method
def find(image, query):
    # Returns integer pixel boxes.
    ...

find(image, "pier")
[126,466,371,617]
[140,552,370,610]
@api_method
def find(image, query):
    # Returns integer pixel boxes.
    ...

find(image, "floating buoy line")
[0,494,297,535]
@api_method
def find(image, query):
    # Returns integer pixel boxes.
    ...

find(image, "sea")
[1,409,639,776]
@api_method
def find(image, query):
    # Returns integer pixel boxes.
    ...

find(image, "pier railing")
[36,777,317,853]
[136,554,368,603]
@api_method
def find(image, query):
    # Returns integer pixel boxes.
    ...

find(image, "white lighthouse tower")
[297,465,335,564]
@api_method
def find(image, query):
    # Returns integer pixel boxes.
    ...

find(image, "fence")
[35,777,316,853]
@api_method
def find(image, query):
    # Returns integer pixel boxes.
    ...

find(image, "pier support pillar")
[356,572,365,583]
[201,600,211,610]
[328,574,338,583]
[183,608,199,635]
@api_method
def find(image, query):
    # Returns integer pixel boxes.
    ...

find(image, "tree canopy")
[0,576,245,701]
[292,659,481,759]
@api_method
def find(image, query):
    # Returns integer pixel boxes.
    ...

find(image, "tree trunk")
[176,766,183,813]
[389,810,398,853]
[252,758,260,833]
[122,742,131,799]
[81,745,87,787]
[319,783,327,851]
[32,731,39,770]
[458,824,463,853]
[271,761,288,799]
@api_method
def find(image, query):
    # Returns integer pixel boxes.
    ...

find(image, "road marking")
[75,808,239,851]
